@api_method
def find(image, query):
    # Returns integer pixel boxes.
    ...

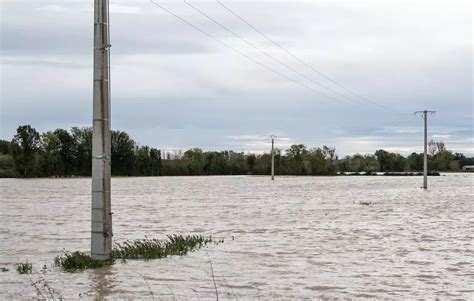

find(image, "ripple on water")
[0,174,473,299]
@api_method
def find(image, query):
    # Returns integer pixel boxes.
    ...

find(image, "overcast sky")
[1,0,472,156]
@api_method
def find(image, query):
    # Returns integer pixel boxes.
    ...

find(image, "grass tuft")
[112,235,213,260]
[54,251,112,271]
[15,261,32,274]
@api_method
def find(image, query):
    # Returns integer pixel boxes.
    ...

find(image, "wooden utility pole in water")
[91,0,112,260]
[270,135,276,180]
[415,110,435,189]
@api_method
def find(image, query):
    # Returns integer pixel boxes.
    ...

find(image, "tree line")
[0,125,472,178]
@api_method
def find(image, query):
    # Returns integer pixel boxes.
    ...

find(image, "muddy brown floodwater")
[0,174,473,299]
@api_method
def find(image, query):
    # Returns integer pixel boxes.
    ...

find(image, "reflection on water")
[88,266,116,300]
[0,174,473,299]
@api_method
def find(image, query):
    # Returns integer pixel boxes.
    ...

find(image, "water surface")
[0,174,473,299]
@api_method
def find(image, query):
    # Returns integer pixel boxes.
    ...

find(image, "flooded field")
[0,174,473,299]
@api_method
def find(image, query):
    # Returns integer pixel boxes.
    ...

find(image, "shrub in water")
[54,251,111,271]
[15,261,32,274]
[55,235,215,271]
[112,235,213,260]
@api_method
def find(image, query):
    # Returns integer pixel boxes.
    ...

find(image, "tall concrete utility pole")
[415,110,436,189]
[91,0,112,260]
[270,135,276,180]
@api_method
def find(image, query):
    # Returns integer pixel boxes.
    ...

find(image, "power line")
[149,0,382,112]
[382,114,417,126]
[216,0,403,116]
[150,0,417,136]
[184,0,377,111]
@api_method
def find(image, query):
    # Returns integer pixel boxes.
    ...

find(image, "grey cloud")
[1,56,91,68]
[1,0,472,156]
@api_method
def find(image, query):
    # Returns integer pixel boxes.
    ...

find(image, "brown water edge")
[0,174,473,299]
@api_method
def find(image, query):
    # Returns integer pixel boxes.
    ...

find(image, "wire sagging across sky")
[216,0,403,116]
[149,0,368,110]
[184,0,375,111]
[149,0,408,119]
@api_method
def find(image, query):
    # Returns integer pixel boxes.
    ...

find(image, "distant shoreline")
[340,171,441,176]
[4,172,474,180]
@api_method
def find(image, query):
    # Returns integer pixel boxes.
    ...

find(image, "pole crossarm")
[414,110,436,116]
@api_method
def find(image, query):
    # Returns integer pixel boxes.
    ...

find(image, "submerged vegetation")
[15,261,32,274]
[1,124,472,178]
[54,251,110,271]
[54,235,215,271]
[112,235,213,260]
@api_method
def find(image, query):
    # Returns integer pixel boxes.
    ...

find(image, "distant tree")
[40,131,62,176]
[407,152,423,171]
[53,128,77,176]
[306,148,327,175]
[273,148,283,175]
[227,151,248,175]
[183,148,205,175]
[246,153,257,174]
[149,148,162,176]
[203,151,227,175]
[286,144,308,175]
[433,149,454,171]
[375,149,390,172]
[456,153,474,168]
[3,124,470,178]
[71,127,92,176]
[375,149,408,172]
[135,146,152,176]
[162,155,189,176]
[322,146,337,174]
[428,140,446,157]
[253,153,271,175]
[428,140,454,171]
[0,154,16,178]
[0,140,11,155]
[355,154,368,172]
[453,153,465,161]
[11,125,41,177]
[392,153,408,172]
[111,130,136,176]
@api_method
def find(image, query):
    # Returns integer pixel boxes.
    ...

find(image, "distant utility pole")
[91,0,112,260]
[414,110,436,189]
[270,135,277,180]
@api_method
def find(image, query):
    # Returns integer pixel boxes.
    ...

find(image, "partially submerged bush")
[112,235,213,260]
[15,261,32,274]
[55,235,215,271]
[54,251,111,271]
[1,267,9,272]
